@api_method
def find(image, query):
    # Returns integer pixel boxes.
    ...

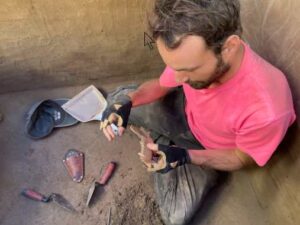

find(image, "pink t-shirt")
[159,43,296,166]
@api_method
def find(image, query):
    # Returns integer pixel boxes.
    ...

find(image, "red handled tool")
[21,188,77,212]
[86,162,116,207]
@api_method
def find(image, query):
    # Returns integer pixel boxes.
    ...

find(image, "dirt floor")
[0,84,165,225]
[0,84,299,225]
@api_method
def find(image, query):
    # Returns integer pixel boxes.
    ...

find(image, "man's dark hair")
[149,0,242,54]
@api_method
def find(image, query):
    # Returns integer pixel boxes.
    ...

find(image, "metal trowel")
[21,188,77,212]
[86,162,116,207]
[62,85,119,135]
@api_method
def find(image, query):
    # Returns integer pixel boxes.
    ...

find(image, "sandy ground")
[0,84,299,225]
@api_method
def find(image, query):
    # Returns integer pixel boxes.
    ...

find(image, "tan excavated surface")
[0,84,299,225]
[0,0,163,94]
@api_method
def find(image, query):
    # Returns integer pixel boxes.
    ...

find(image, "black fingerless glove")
[152,144,191,174]
[101,94,132,128]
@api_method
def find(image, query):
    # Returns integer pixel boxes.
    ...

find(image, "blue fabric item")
[25,99,79,139]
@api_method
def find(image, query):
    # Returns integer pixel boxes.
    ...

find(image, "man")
[100,0,296,224]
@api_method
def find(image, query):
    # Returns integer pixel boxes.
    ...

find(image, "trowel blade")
[51,193,77,212]
[86,182,105,207]
[86,181,96,207]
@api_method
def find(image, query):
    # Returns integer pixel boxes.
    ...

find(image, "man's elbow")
[234,149,257,169]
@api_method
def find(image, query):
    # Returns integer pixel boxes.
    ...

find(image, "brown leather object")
[63,149,84,183]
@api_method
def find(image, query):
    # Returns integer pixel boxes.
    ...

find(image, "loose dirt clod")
[111,182,164,225]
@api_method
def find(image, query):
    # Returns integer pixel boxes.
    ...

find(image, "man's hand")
[140,143,191,173]
[100,94,132,141]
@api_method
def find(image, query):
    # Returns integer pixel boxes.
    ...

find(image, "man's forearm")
[127,79,171,107]
[188,148,255,171]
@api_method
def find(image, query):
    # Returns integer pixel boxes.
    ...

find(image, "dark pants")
[107,85,218,225]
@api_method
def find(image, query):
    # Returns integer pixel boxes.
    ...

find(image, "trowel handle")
[98,162,116,185]
[21,188,49,202]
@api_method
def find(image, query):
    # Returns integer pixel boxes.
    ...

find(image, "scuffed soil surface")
[111,182,164,225]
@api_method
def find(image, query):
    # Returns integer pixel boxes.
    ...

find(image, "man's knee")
[154,165,219,225]
[106,84,138,105]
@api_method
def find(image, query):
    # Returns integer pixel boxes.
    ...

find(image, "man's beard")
[186,55,230,90]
